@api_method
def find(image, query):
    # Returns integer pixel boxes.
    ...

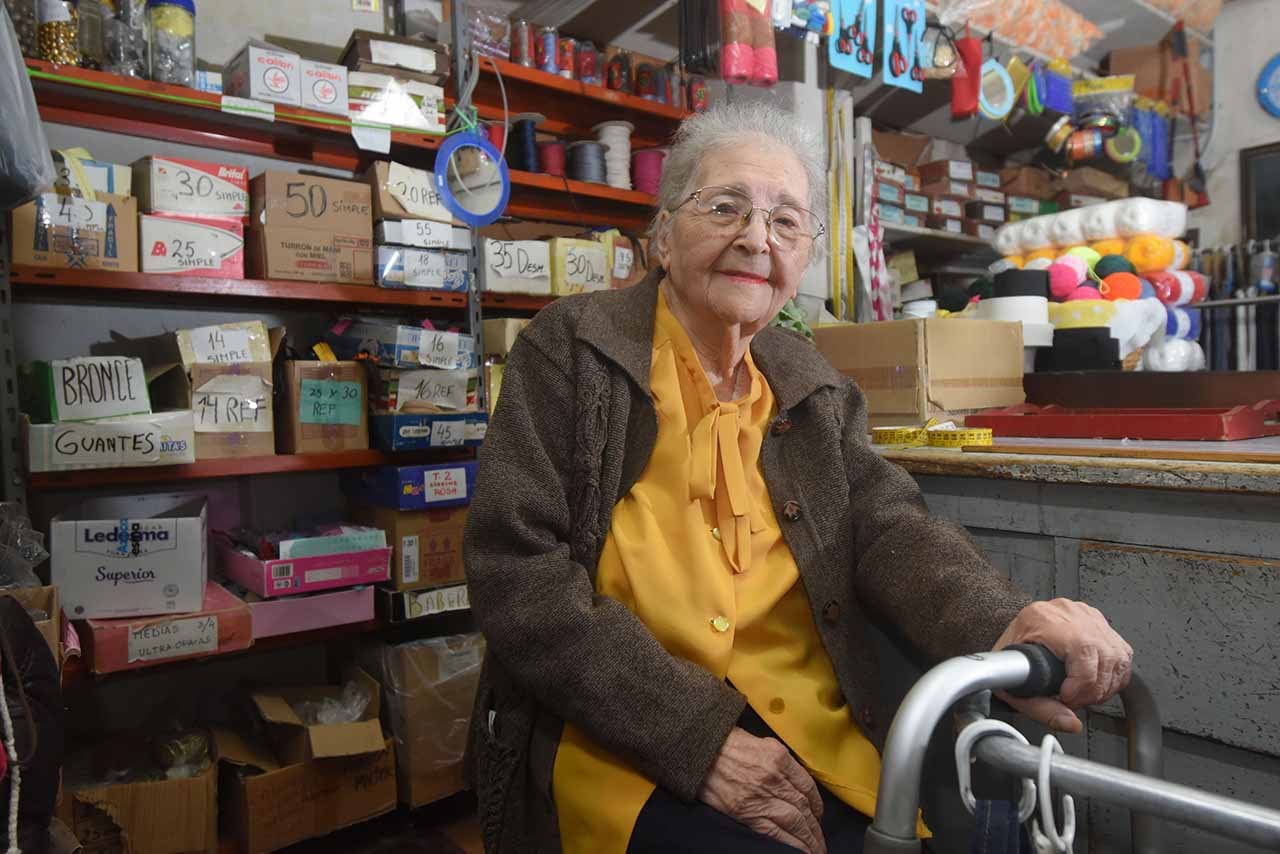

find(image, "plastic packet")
[292,680,371,725]
[103,0,148,78]
[467,5,509,60]
[3,0,35,56]
[0,5,55,210]
[155,727,212,779]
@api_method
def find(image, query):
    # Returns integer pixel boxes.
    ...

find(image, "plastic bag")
[0,5,55,210]
[467,5,509,61]
[2,0,35,56]
[936,0,1102,60]
[291,680,372,725]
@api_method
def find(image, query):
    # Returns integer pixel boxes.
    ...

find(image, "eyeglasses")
[672,185,826,249]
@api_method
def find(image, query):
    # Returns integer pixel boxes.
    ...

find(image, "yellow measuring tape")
[926,428,994,448]
[871,426,930,446]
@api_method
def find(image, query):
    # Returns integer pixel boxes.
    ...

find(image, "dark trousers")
[627,703,870,853]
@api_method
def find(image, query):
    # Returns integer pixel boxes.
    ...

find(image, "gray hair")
[651,101,827,248]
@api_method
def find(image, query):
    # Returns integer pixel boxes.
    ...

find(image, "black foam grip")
[994,269,1050,299]
[1006,643,1068,698]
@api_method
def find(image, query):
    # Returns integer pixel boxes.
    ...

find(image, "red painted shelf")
[506,169,657,230]
[480,292,557,311]
[12,266,469,308]
[27,448,474,492]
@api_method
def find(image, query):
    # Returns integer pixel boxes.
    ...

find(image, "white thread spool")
[593,120,635,191]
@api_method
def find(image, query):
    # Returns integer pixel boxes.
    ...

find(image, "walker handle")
[1004,643,1067,698]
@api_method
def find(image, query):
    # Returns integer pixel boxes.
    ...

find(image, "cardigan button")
[772,415,793,435]
[822,600,840,624]
[782,500,802,522]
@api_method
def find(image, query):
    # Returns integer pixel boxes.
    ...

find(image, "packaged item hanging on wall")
[1,5,55,209]
[882,0,924,94]
[950,26,981,118]
[829,0,876,80]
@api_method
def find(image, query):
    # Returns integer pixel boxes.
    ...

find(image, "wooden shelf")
[11,266,469,309]
[27,59,443,171]
[882,224,999,261]
[27,448,474,492]
[473,57,688,149]
[480,292,557,311]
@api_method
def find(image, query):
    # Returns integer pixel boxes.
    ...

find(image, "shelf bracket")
[0,220,25,508]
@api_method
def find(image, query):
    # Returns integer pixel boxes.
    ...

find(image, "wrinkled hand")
[994,598,1134,734]
[698,727,827,854]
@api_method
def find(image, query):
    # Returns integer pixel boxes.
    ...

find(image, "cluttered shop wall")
[1189,0,1280,247]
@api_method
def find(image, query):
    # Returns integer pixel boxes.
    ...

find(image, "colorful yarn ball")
[989,257,1022,274]
[1124,234,1176,274]
[1052,254,1088,282]
[1138,278,1156,299]
[1145,271,1179,304]
[1065,246,1102,271]
[1186,270,1209,302]
[1047,263,1081,301]
[1099,271,1142,301]
[1170,239,1191,270]
[1090,238,1126,257]
[1067,285,1102,301]
[1027,248,1058,264]
[967,277,995,301]
[1024,257,1054,271]
[1093,254,1136,279]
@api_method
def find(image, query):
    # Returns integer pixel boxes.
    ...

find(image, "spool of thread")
[568,140,608,184]
[633,149,665,195]
[1169,239,1191,270]
[1138,278,1156,299]
[538,140,566,176]
[1146,271,1181,305]
[507,113,545,173]
[1124,234,1176,274]
[1170,270,1203,305]
[1185,270,1208,302]
[593,120,634,190]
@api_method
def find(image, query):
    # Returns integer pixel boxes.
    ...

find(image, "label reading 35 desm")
[141,216,244,276]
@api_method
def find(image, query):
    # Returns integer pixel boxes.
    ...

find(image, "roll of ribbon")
[975,295,1050,324]
[1104,127,1142,164]
[1045,115,1074,153]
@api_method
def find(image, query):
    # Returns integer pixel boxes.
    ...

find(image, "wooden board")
[967,435,1280,464]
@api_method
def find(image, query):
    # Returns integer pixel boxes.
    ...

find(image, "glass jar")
[77,0,106,69]
[146,0,193,86]
[4,0,39,57]
[37,0,80,65]
[103,0,147,77]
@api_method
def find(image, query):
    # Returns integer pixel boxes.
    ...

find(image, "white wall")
[1189,0,1280,246]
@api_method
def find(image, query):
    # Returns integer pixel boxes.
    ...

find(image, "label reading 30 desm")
[563,244,608,293]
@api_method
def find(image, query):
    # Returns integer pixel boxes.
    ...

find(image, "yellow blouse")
[552,289,905,854]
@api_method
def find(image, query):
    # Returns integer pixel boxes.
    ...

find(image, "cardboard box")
[371,412,487,452]
[931,197,964,219]
[355,506,467,592]
[177,320,273,368]
[277,360,368,454]
[373,366,478,414]
[877,204,905,226]
[1056,166,1129,200]
[253,667,386,763]
[300,59,349,115]
[225,40,303,106]
[482,238,552,295]
[1000,166,1054,200]
[871,128,931,169]
[51,495,207,620]
[376,219,471,251]
[376,583,469,622]
[918,159,974,185]
[10,192,138,272]
[605,233,647,289]
[813,318,1025,428]
[872,179,904,206]
[902,213,924,229]
[25,410,195,472]
[482,318,528,358]
[61,761,217,854]
[376,246,470,291]
[52,152,132,197]
[926,215,963,234]
[20,356,150,423]
[974,169,1001,189]
[344,460,478,512]
[1054,192,1107,210]
[248,171,374,284]
[328,319,477,370]
[919,179,971,202]
[903,192,930,215]
[365,160,455,224]
[340,30,449,84]
[218,536,391,599]
[81,581,251,674]
[1008,195,1040,216]
[549,237,609,295]
[141,214,246,279]
[244,585,374,640]
[132,156,250,219]
[190,355,277,461]
[965,201,1006,224]
[873,160,910,186]
[973,187,1006,205]
[348,71,446,134]
[366,634,484,807]
[963,219,997,240]
[0,586,59,665]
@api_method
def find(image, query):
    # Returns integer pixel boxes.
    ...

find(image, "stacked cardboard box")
[247,171,374,284]
[135,155,249,279]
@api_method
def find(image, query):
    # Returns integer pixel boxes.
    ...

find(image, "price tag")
[128,616,218,663]
[387,162,451,221]
[220,96,276,122]
[44,194,107,230]
[191,326,254,364]
[193,375,271,433]
[614,246,634,280]
[352,120,391,154]
[418,330,464,369]
[464,420,488,442]
[395,368,471,411]
[300,379,363,425]
[430,419,465,447]
[400,535,419,584]
[425,466,469,502]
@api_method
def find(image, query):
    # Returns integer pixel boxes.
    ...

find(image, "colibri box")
[225,40,302,106]
[301,59,350,116]
[51,495,208,620]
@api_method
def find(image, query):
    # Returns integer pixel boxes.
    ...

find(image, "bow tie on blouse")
[689,401,767,574]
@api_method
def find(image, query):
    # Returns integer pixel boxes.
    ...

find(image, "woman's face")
[656,138,813,336]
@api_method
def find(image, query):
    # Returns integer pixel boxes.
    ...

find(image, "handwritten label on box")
[194,375,271,433]
[52,356,149,422]
[191,325,254,364]
[395,368,470,411]
[388,162,451,221]
[425,466,468,502]
[300,379,363,425]
[430,419,464,447]
[417,330,464,369]
[128,615,218,663]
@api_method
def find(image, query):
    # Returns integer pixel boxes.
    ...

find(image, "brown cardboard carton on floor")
[10,192,139,272]
[364,633,484,808]
[248,171,374,284]
[813,319,1025,428]
[354,505,467,592]
[59,761,217,854]
[251,667,386,764]
[278,360,370,454]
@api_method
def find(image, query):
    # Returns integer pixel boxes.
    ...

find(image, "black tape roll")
[1035,327,1121,372]
[994,269,1050,299]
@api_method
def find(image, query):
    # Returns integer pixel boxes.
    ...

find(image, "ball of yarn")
[1091,238,1126,257]
[1124,234,1176,274]
[1025,257,1053,271]
[1047,263,1081,301]
[1100,272,1142,301]
[1093,254,1136,279]
[1027,248,1058,264]
[1146,271,1180,304]
[1170,239,1191,270]
[1052,254,1088,282]
[1065,246,1102,271]
[1186,270,1208,303]
[1067,285,1102,301]
[1138,278,1156,299]
[989,257,1021,275]
[936,283,971,313]
[967,277,995,301]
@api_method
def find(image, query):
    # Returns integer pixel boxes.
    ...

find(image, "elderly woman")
[464,102,1132,854]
